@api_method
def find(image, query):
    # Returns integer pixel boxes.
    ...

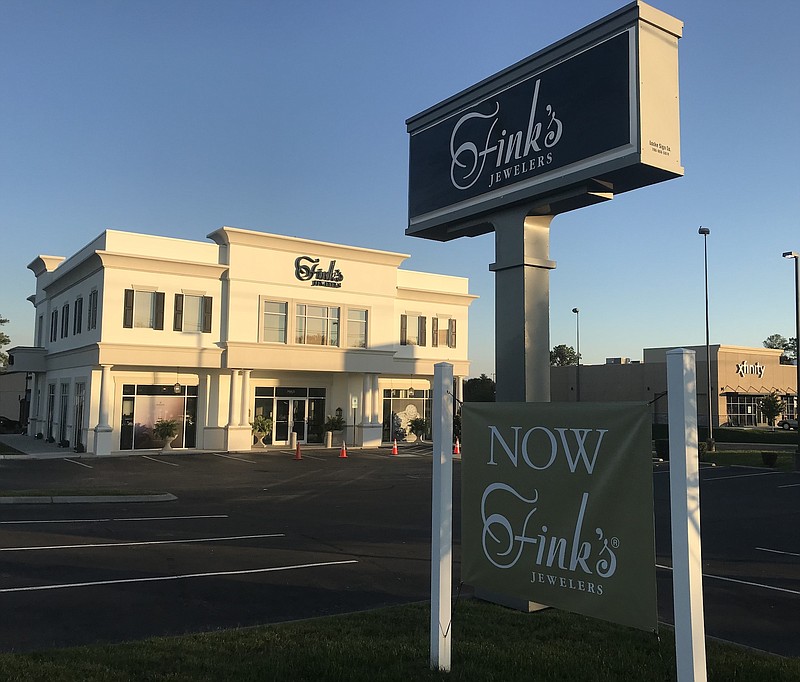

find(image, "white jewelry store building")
[9,227,475,454]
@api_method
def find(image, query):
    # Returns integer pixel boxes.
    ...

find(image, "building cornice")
[396,286,478,306]
[208,226,410,268]
[96,252,228,279]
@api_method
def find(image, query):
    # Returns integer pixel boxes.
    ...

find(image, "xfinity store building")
[8,227,475,455]
[551,345,798,428]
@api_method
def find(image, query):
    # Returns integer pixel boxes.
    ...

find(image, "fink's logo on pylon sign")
[462,402,657,632]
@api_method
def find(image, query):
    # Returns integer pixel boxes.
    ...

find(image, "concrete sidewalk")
[0,433,75,459]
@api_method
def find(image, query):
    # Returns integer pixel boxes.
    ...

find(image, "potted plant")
[153,418,180,451]
[323,413,346,447]
[409,417,430,442]
[250,414,273,447]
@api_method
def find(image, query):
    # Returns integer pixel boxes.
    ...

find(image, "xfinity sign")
[407,1,683,240]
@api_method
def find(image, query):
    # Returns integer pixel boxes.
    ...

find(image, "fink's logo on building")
[449,79,563,192]
[736,360,765,379]
[294,256,344,288]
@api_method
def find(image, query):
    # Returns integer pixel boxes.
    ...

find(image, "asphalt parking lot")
[0,447,797,657]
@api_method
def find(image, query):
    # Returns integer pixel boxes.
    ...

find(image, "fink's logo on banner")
[462,403,657,632]
[449,79,563,192]
[294,256,344,288]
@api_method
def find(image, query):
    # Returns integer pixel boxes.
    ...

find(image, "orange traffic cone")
[339,441,348,459]
[391,439,398,456]
[294,441,302,460]
[453,438,461,455]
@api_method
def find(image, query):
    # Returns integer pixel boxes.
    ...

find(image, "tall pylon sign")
[406,0,683,402]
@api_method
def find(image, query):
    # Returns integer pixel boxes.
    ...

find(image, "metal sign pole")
[430,362,453,671]
[666,348,708,682]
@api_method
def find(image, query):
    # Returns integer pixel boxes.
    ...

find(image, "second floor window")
[73,297,83,335]
[296,304,339,346]
[60,303,70,338]
[174,294,212,333]
[347,308,368,348]
[123,289,165,330]
[50,310,58,342]
[432,317,457,348]
[400,314,426,346]
[87,290,98,330]
[262,300,288,343]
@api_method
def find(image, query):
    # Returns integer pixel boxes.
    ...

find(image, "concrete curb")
[0,493,178,505]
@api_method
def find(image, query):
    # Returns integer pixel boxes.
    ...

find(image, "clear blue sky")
[1,0,798,377]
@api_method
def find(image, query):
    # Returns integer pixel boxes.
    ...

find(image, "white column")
[93,365,114,456]
[96,365,112,430]
[667,348,708,682]
[227,369,240,428]
[239,370,251,426]
[454,376,463,405]
[371,374,380,425]
[27,373,40,436]
[430,362,453,671]
[362,374,370,425]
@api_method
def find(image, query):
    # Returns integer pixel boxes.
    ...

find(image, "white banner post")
[666,348,707,682]
[431,362,454,671]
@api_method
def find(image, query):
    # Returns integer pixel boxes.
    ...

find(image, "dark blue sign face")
[408,31,632,225]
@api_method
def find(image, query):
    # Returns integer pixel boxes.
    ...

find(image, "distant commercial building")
[552,345,797,427]
[8,228,475,454]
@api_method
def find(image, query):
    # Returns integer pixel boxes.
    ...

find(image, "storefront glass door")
[274,399,306,444]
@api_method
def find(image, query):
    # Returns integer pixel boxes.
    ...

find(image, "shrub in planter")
[250,415,273,446]
[153,419,180,449]
[35,433,43,440]
[761,451,778,467]
[323,415,345,432]
[654,439,669,459]
[409,417,430,442]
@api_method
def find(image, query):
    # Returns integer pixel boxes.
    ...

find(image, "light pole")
[572,307,580,402]
[699,227,714,451]
[783,250,800,468]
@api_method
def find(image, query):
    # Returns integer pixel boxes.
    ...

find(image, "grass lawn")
[702,449,795,471]
[0,600,796,681]
[0,489,164,497]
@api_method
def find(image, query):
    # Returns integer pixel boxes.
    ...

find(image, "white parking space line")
[213,453,257,463]
[0,533,284,553]
[0,559,359,594]
[63,458,93,469]
[0,514,229,525]
[704,471,781,481]
[142,455,179,467]
[779,483,800,489]
[756,547,800,558]
[657,564,800,596]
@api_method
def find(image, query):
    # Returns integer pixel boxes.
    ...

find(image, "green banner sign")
[462,402,657,632]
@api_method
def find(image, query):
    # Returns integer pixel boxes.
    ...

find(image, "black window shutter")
[154,292,165,330]
[202,296,213,333]
[419,317,427,347]
[400,314,408,345]
[449,319,457,348]
[123,289,134,328]
[74,298,82,335]
[173,294,184,331]
[432,317,439,347]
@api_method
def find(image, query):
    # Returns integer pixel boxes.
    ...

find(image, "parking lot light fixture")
[782,250,800,465]
[699,227,714,452]
[572,308,580,402]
